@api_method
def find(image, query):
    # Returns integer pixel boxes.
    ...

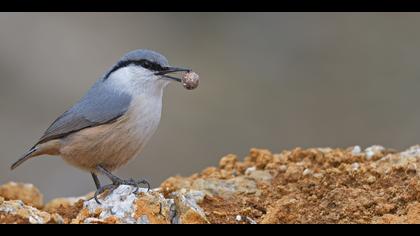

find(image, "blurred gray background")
[1,13,420,200]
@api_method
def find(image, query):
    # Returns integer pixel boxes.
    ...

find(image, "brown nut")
[182,71,199,90]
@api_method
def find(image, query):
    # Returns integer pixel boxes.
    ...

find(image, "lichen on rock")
[71,185,208,224]
[0,199,51,224]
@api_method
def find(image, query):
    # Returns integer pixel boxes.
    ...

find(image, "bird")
[10,49,192,203]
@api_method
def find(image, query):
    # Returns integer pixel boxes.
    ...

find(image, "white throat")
[106,65,170,97]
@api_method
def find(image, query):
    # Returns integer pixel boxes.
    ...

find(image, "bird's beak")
[155,66,191,82]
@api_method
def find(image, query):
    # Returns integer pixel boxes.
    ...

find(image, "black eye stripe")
[104,59,165,80]
[133,60,163,71]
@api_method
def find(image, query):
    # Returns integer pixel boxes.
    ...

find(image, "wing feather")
[36,80,132,145]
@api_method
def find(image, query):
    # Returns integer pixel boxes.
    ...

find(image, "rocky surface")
[1,145,420,224]
[0,182,43,208]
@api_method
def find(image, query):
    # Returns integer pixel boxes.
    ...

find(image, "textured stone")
[0,182,43,208]
[0,199,50,224]
[71,185,207,224]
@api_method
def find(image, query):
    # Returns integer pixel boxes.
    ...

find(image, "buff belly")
[58,97,162,173]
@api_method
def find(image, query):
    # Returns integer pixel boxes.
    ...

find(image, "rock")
[219,154,238,171]
[278,165,288,172]
[245,216,257,224]
[43,193,92,224]
[351,146,362,155]
[351,162,360,171]
[171,191,208,224]
[0,199,50,224]
[244,166,256,175]
[373,145,420,175]
[3,145,420,224]
[191,176,259,198]
[302,168,313,176]
[44,192,93,212]
[367,175,376,184]
[247,148,273,169]
[365,145,385,160]
[160,176,192,197]
[73,186,165,224]
[72,185,207,224]
[399,145,420,158]
[245,168,273,182]
[0,182,43,208]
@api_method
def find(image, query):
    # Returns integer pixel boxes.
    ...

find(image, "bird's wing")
[36,81,132,145]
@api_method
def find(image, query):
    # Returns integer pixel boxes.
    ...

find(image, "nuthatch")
[11,49,198,203]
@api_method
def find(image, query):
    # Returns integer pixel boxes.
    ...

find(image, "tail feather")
[10,147,38,170]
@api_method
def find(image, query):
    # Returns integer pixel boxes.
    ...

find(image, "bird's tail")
[10,146,39,170]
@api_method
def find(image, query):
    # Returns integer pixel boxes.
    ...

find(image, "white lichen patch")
[0,200,50,224]
[182,189,206,204]
[351,146,362,155]
[137,215,150,224]
[373,146,420,174]
[78,185,208,224]
[351,162,360,171]
[400,145,420,159]
[171,190,208,224]
[365,145,385,160]
[245,166,256,175]
[303,168,313,176]
[84,185,144,223]
[246,216,257,224]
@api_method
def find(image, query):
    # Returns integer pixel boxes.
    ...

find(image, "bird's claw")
[93,178,151,204]
[123,178,150,194]
[93,184,117,204]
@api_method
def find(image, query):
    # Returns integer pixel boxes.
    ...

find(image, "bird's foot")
[93,165,151,204]
[93,184,117,204]
[93,176,150,204]
[112,177,151,194]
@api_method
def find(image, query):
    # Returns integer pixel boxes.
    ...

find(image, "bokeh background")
[1,13,420,200]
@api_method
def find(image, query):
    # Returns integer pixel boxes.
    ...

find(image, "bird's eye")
[142,60,151,69]
[135,60,162,71]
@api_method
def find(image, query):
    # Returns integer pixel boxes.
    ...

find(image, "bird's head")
[103,49,191,92]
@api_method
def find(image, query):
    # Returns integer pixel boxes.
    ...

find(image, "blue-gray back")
[36,79,132,145]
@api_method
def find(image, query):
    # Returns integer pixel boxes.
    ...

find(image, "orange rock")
[0,199,51,224]
[248,148,273,169]
[134,194,170,224]
[219,154,238,171]
[0,182,43,208]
